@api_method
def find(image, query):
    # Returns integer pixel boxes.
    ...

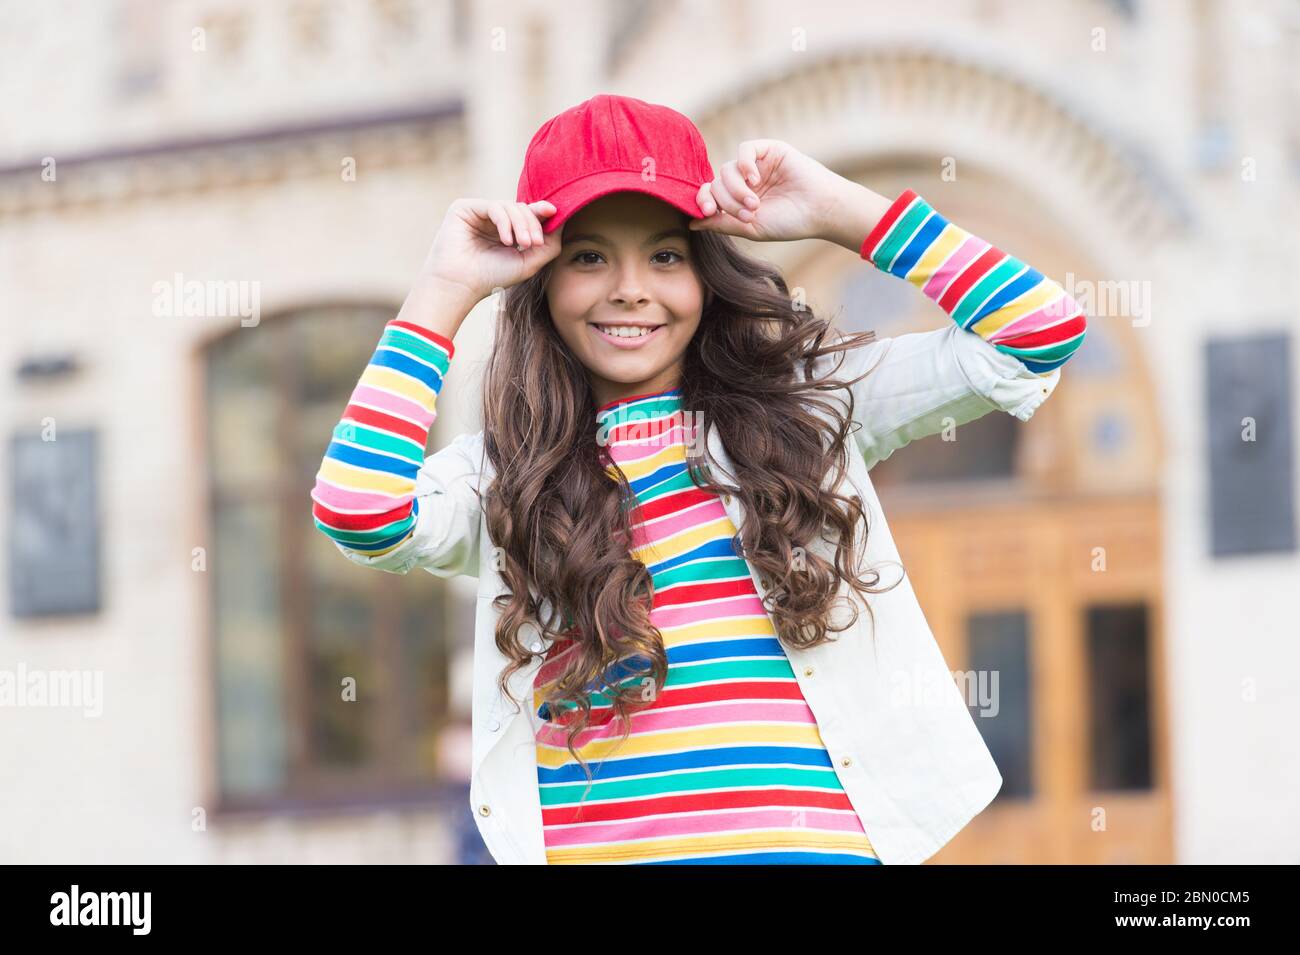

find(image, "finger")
[481,202,514,246]
[528,224,563,261]
[688,214,726,233]
[529,199,556,222]
[688,207,754,238]
[530,201,561,245]
[737,141,763,188]
[709,165,746,220]
[720,162,758,219]
[521,204,547,245]
[505,203,534,249]
[695,182,717,217]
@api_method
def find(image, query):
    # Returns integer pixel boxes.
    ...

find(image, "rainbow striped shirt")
[311,318,455,558]
[531,389,883,865]
[860,189,1087,374]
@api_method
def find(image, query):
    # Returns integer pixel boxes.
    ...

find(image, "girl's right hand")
[420,198,562,304]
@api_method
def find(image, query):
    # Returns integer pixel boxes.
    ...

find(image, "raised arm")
[310,313,483,578]
[859,188,1087,374]
[686,142,1089,471]
[821,185,1089,469]
[308,196,564,577]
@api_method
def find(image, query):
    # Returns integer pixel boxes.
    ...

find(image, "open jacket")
[314,189,1086,864]
[329,326,1062,864]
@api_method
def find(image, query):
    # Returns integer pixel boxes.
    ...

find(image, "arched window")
[204,305,454,811]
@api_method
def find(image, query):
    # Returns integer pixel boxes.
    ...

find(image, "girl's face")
[547,191,705,409]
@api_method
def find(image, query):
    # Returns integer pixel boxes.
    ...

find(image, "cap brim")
[536,169,706,234]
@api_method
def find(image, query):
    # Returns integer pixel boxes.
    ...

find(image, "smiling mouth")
[588,323,664,341]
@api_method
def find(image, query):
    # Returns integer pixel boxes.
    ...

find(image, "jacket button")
[803,666,815,677]
[840,756,853,768]
[488,719,501,732]
[529,641,543,653]
[478,804,491,816]
[758,577,770,589]
[1041,385,1049,394]
[722,494,733,505]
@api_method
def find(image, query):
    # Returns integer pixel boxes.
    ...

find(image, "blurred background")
[1,0,1298,864]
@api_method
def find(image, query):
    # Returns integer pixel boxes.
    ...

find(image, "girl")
[311,94,1087,865]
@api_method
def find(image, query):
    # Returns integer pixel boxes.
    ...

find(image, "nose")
[609,263,650,307]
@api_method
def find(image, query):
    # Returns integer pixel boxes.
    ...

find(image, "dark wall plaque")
[1201,335,1294,556]
[1205,332,1296,557]
[9,428,101,616]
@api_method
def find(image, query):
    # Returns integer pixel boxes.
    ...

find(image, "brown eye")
[653,250,685,264]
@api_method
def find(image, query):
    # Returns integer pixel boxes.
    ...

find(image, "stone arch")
[690,42,1195,255]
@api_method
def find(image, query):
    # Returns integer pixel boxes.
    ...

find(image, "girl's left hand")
[689,139,850,243]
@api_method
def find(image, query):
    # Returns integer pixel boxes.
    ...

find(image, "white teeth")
[597,325,654,338]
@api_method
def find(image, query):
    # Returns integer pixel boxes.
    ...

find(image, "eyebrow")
[561,228,690,247]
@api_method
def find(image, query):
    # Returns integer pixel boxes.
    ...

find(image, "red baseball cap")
[516,93,715,235]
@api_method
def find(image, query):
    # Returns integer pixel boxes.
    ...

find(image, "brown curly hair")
[479,226,902,795]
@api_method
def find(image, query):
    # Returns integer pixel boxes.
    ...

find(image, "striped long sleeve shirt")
[532,389,883,864]
[860,189,1087,374]
[311,319,454,559]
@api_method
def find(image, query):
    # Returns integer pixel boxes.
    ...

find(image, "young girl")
[311,94,1086,865]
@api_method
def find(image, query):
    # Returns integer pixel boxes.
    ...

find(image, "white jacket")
[331,322,1060,864]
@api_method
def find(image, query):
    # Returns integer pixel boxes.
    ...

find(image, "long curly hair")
[479,226,902,791]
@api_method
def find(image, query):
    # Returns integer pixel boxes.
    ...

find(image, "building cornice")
[0,98,466,219]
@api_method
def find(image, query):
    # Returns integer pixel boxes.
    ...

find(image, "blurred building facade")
[1,0,1298,863]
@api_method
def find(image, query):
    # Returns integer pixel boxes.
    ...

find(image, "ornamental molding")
[691,43,1195,248]
[0,99,466,220]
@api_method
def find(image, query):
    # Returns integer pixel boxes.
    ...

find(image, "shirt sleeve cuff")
[950,325,1062,422]
[859,188,923,265]
[388,318,456,361]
